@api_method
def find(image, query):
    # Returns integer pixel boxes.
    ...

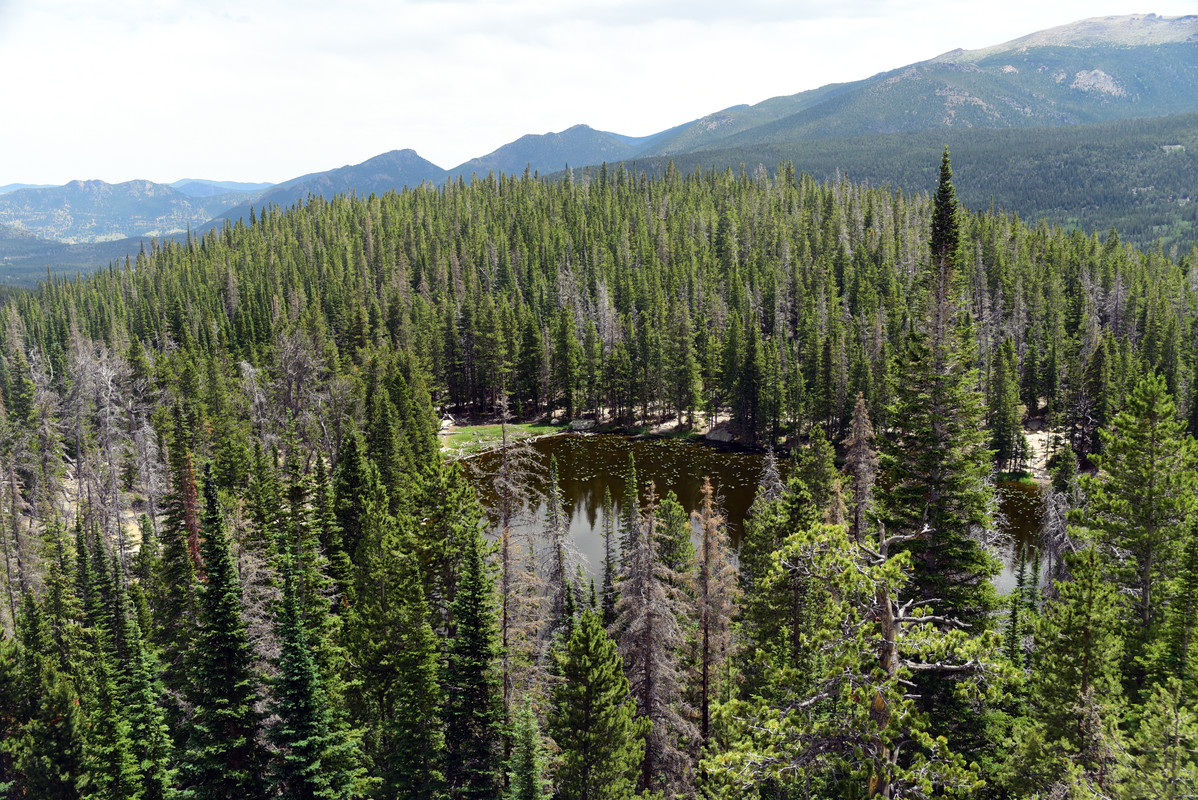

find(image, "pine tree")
[14,661,90,800]
[331,432,370,605]
[792,426,838,518]
[1159,517,1198,698]
[877,149,998,628]
[1077,372,1197,675]
[153,440,200,698]
[1117,677,1198,799]
[619,454,639,572]
[182,465,268,800]
[116,588,176,800]
[485,406,544,713]
[87,649,139,800]
[383,572,446,800]
[930,147,960,269]
[549,610,648,800]
[1021,340,1041,416]
[444,524,504,800]
[0,633,21,794]
[543,454,576,631]
[600,486,618,628]
[989,338,1026,473]
[1004,546,1125,796]
[506,699,550,800]
[664,299,699,424]
[342,464,443,797]
[551,309,581,418]
[737,475,821,685]
[1081,334,1114,456]
[414,459,486,629]
[712,519,1006,798]
[270,556,366,800]
[653,489,694,579]
[313,455,353,615]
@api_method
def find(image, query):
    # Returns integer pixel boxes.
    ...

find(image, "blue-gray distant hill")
[0,184,58,195]
[0,179,261,244]
[213,150,447,224]
[447,123,687,178]
[170,179,275,198]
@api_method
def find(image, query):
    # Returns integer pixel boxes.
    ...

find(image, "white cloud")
[1,0,1194,184]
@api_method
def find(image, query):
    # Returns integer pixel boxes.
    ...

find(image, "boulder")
[705,427,734,443]
[569,419,595,431]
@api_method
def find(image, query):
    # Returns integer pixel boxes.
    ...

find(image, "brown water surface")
[462,432,1042,592]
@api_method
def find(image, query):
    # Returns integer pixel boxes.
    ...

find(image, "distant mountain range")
[214,150,447,225]
[0,179,266,244]
[170,179,275,198]
[2,12,1195,280]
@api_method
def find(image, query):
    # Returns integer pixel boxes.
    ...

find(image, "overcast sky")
[1,1,1193,185]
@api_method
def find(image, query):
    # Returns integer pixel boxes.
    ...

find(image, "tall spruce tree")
[989,338,1026,473]
[115,584,176,800]
[506,699,550,800]
[600,486,618,628]
[1002,546,1125,796]
[1076,372,1197,679]
[877,149,998,627]
[182,466,268,800]
[549,610,648,800]
[443,523,504,800]
[270,556,366,800]
[342,464,443,798]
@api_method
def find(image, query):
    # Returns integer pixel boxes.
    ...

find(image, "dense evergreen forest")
[0,151,1196,798]
[643,112,1198,256]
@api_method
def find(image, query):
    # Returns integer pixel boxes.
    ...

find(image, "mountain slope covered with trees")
[0,153,1195,797]
[1,13,1194,277]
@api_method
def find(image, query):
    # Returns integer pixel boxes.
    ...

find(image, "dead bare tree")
[487,396,546,713]
[615,482,697,796]
[691,477,738,748]
[842,393,879,544]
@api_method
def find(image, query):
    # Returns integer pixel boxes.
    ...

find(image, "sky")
[1,1,1194,186]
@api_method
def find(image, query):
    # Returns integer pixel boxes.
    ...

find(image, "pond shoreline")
[443,412,1054,482]
[454,429,1044,594]
[441,411,763,460]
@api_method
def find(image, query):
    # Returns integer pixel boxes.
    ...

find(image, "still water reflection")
[461,432,1042,593]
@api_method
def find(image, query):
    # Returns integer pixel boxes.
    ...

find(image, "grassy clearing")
[996,470,1038,485]
[441,422,560,457]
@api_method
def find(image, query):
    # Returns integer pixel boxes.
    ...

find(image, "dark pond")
[462,432,1042,594]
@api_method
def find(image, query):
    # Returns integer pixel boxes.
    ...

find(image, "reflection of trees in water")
[465,432,1043,591]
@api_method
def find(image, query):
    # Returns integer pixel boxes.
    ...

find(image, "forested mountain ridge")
[3,12,1194,276]
[0,154,1196,796]
[211,149,449,230]
[662,13,1198,155]
[633,111,1198,254]
[447,124,645,180]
